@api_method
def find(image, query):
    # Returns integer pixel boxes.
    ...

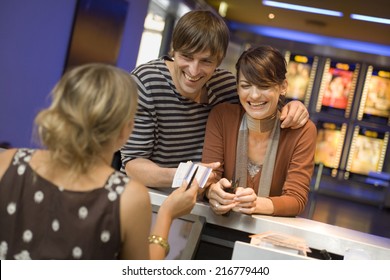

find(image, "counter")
[149,188,390,260]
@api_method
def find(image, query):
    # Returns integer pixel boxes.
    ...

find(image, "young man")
[121,10,309,188]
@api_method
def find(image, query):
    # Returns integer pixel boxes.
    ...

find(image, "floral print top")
[0,149,130,259]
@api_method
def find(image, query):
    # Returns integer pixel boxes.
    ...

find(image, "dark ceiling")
[204,0,390,47]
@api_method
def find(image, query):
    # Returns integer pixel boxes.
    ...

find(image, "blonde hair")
[35,63,138,175]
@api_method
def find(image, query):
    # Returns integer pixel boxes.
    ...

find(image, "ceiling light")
[262,1,343,17]
[350,14,390,25]
[219,1,228,17]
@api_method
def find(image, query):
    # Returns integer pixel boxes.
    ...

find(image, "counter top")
[149,188,390,259]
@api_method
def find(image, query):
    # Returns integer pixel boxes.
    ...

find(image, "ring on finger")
[214,202,219,209]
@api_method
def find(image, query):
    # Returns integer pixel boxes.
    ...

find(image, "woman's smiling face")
[238,71,286,120]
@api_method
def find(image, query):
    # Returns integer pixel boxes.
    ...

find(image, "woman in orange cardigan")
[202,45,316,217]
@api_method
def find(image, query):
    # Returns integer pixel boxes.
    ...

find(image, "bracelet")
[148,235,170,256]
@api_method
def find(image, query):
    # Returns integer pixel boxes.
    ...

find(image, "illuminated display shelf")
[316,58,360,118]
[284,51,318,107]
[357,66,390,125]
[289,54,389,207]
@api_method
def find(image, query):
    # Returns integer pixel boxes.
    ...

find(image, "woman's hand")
[233,187,258,214]
[206,178,237,215]
[159,178,198,220]
[234,188,275,215]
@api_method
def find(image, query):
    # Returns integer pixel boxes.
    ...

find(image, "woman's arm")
[120,178,198,260]
[234,121,317,216]
[149,181,198,259]
[119,179,151,260]
[202,104,244,214]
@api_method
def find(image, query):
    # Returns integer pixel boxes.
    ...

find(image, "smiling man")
[120,10,309,188]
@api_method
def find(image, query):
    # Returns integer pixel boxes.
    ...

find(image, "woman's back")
[0,148,130,260]
[0,63,197,260]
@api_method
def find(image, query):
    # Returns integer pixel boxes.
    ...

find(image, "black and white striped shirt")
[121,57,238,170]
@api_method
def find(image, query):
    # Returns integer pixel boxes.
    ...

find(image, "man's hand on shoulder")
[280,100,309,129]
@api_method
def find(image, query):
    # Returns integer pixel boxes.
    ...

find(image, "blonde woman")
[0,63,198,260]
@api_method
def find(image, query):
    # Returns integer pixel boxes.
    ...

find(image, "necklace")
[247,113,277,133]
[248,160,262,178]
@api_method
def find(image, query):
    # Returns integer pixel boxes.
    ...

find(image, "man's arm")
[125,158,176,188]
[280,100,309,129]
[121,72,167,186]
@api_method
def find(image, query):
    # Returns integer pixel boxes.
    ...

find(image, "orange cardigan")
[202,103,317,216]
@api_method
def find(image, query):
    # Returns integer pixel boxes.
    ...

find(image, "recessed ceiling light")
[350,14,390,25]
[268,13,275,19]
[219,1,228,17]
[262,1,343,17]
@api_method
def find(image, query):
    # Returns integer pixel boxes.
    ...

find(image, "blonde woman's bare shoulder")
[120,177,151,212]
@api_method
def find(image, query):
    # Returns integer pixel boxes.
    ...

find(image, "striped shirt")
[120,56,238,170]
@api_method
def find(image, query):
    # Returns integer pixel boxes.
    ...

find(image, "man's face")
[171,50,219,98]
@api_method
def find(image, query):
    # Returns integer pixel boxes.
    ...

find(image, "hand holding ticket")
[172,161,212,189]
